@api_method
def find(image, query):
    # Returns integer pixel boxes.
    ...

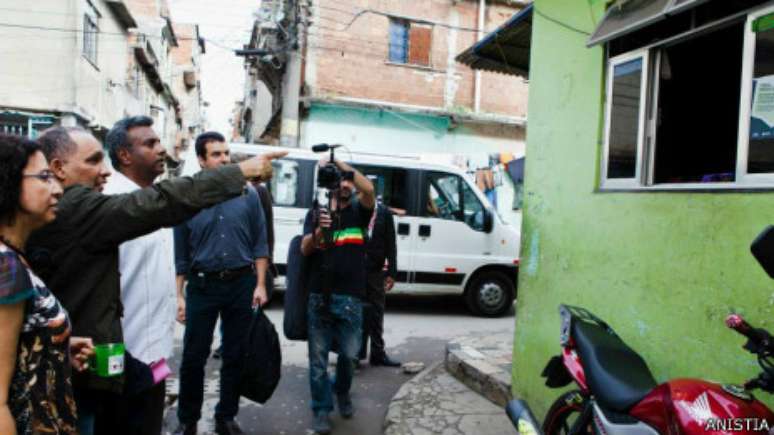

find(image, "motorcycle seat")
[572,320,657,413]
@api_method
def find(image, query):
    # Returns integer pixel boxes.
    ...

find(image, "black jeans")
[119,381,166,435]
[359,271,387,360]
[177,272,255,424]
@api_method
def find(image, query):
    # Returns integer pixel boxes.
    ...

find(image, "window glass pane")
[748,25,774,174]
[426,174,462,221]
[389,19,408,63]
[354,165,409,215]
[607,58,643,179]
[270,160,299,206]
[461,181,485,231]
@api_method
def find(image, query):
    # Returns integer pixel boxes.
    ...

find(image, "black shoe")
[172,423,197,435]
[313,412,332,434]
[214,420,244,435]
[212,347,222,359]
[353,358,363,369]
[336,393,354,419]
[370,355,401,367]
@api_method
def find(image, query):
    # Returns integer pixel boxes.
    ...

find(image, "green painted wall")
[513,0,774,419]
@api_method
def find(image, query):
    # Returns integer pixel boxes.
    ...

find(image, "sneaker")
[313,412,332,434]
[336,393,354,419]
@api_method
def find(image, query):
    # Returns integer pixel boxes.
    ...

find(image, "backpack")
[240,307,281,404]
[283,234,309,340]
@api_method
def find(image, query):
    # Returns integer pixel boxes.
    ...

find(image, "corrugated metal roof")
[455,4,532,78]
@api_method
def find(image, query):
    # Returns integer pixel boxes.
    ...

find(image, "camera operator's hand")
[238,150,288,181]
[314,210,332,247]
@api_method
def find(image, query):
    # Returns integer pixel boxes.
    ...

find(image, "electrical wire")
[533,6,592,36]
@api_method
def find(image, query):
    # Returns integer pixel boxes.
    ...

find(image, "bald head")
[38,126,111,191]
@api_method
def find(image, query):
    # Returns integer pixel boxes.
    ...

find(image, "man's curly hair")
[0,134,42,225]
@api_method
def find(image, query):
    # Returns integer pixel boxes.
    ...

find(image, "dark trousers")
[178,272,255,424]
[123,381,166,434]
[76,381,165,435]
[359,271,387,361]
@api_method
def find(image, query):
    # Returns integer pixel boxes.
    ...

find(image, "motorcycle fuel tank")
[630,379,774,434]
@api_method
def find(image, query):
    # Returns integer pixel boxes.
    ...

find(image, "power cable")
[533,6,591,36]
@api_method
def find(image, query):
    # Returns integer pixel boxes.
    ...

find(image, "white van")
[190,143,520,317]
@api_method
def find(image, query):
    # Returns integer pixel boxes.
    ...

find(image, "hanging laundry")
[506,158,525,184]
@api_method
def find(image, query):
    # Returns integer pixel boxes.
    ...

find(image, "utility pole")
[280,0,303,148]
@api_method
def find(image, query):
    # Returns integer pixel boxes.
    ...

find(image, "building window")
[83,14,98,66]
[388,18,432,67]
[600,4,774,189]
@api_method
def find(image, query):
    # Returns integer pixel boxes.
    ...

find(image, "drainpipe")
[474,0,485,113]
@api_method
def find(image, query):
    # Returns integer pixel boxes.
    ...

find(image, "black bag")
[283,235,309,340]
[240,307,281,404]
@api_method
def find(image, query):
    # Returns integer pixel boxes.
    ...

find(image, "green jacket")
[27,164,245,392]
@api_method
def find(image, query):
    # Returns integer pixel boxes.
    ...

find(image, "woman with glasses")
[0,134,94,434]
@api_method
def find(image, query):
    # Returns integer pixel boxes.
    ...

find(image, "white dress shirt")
[104,170,176,364]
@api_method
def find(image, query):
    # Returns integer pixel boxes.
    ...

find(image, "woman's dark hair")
[0,134,42,225]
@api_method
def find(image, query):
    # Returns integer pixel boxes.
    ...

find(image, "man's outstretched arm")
[78,151,287,251]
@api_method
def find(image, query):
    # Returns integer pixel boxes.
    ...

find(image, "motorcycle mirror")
[751,226,774,279]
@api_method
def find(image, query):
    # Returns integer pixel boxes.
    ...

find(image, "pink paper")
[151,358,171,384]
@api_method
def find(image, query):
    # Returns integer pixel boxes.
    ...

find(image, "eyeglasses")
[23,170,57,184]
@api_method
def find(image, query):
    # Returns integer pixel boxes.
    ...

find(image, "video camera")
[312,143,353,190]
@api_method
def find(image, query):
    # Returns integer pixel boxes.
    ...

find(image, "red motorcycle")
[507,227,774,434]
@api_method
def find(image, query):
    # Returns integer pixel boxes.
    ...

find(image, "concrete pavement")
[382,331,516,435]
[445,333,513,407]
[384,362,514,435]
[162,293,514,435]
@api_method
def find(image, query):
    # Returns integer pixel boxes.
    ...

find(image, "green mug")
[89,343,125,377]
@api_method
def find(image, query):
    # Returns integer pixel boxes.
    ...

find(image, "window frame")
[601,49,650,189]
[599,3,774,191]
[386,17,433,68]
[736,3,774,186]
[82,13,99,67]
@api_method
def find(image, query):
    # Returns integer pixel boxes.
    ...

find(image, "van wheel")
[465,271,514,317]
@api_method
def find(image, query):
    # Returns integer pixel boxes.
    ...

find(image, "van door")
[353,164,420,290]
[268,157,315,284]
[414,170,491,293]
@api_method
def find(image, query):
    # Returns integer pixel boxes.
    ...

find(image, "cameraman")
[301,157,375,435]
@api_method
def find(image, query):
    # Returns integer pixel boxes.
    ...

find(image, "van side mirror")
[751,226,774,279]
[483,209,494,233]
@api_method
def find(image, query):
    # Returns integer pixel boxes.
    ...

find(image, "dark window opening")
[354,165,409,214]
[653,21,744,183]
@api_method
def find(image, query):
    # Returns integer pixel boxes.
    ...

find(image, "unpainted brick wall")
[307,0,528,117]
